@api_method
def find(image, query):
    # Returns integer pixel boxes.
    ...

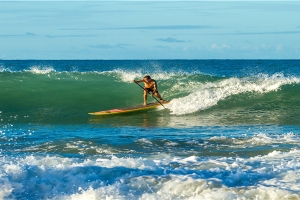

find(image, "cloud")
[60,25,214,31]
[276,44,283,52]
[26,32,36,36]
[0,34,21,37]
[89,44,113,49]
[89,43,130,49]
[154,45,169,49]
[211,44,231,50]
[156,37,186,43]
[46,34,96,38]
[119,25,213,30]
[241,44,285,52]
[260,44,270,49]
[0,33,35,37]
[227,30,300,35]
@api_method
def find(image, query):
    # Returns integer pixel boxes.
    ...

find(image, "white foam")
[208,133,300,150]
[25,66,56,74]
[105,68,196,83]
[246,133,300,147]
[0,66,13,73]
[1,149,300,199]
[61,174,299,200]
[6,64,56,74]
[0,175,13,200]
[95,155,157,170]
[135,138,153,145]
[104,69,144,83]
[167,73,300,115]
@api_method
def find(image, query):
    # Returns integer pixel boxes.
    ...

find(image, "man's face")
[143,77,150,83]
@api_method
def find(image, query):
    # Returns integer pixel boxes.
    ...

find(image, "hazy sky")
[1,1,300,59]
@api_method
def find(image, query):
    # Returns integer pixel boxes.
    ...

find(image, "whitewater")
[0,60,300,199]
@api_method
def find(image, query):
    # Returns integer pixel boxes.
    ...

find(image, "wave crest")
[25,66,56,74]
[167,73,300,115]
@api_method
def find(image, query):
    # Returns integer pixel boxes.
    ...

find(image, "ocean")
[0,60,300,199]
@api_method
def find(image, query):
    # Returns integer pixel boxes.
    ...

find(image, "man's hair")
[144,75,151,79]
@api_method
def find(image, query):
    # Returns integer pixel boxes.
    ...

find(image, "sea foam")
[25,66,56,74]
[167,73,300,115]
[1,147,300,199]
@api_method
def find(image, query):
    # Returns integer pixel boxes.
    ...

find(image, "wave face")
[1,60,300,125]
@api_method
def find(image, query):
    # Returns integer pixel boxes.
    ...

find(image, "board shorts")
[145,88,158,94]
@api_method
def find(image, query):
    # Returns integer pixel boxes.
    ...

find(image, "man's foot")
[143,102,147,106]
[160,99,168,103]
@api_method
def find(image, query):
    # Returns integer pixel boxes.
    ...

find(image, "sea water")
[0,60,300,199]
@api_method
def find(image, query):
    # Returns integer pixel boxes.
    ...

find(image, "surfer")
[133,75,167,105]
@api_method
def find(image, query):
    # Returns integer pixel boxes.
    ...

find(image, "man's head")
[143,75,151,81]
[144,75,151,79]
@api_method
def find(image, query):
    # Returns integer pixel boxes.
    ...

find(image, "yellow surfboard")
[88,101,169,116]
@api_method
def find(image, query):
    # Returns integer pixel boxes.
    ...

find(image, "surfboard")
[88,101,169,116]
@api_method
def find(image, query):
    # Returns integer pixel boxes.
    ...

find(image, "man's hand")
[132,80,136,83]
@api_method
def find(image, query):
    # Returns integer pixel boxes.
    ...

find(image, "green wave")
[0,71,299,125]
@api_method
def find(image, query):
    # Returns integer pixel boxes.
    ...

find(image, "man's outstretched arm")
[132,79,144,83]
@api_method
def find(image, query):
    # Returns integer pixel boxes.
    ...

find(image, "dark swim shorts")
[145,88,158,93]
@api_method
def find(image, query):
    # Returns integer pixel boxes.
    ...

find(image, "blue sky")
[0,1,300,59]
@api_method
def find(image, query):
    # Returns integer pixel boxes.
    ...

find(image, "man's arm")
[132,79,144,83]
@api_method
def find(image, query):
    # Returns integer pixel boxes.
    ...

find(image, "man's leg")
[154,92,166,102]
[143,90,148,105]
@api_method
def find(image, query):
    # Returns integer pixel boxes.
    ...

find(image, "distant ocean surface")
[1,60,300,199]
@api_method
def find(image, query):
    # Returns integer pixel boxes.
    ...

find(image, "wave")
[1,66,300,124]
[166,73,300,115]
[24,66,57,74]
[1,146,300,199]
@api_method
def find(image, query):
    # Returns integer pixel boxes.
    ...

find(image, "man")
[133,75,167,105]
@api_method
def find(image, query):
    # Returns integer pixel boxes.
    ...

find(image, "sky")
[0,1,300,59]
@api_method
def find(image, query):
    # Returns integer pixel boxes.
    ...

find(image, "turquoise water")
[1,60,300,199]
